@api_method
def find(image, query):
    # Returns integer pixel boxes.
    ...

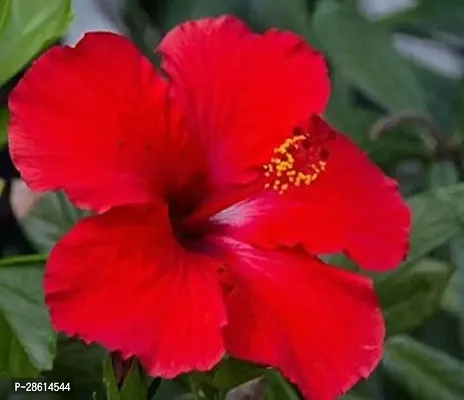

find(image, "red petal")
[214,117,410,271]
[9,32,177,212]
[45,204,226,377]
[217,239,383,400]
[157,16,329,215]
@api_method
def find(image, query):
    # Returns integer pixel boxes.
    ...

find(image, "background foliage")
[0,0,464,399]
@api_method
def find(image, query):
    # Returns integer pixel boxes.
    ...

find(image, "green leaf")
[250,0,323,49]
[376,258,453,336]
[20,191,89,254]
[312,0,426,112]
[103,356,146,400]
[427,161,464,341]
[324,71,423,166]
[264,369,300,400]
[206,357,264,390]
[149,0,250,33]
[0,0,72,86]
[0,263,56,377]
[383,336,464,400]
[428,162,464,348]
[0,378,10,399]
[185,357,264,399]
[446,237,464,350]
[151,380,188,400]
[411,62,461,133]
[46,336,105,387]
[429,160,460,189]
[378,0,464,39]
[405,183,464,265]
[0,108,7,147]
[251,0,311,36]
[455,77,464,137]
[341,394,369,400]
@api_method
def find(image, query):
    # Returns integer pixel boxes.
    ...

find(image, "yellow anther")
[262,129,329,192]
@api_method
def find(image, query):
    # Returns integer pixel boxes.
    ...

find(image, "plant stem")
[0,253,47,267]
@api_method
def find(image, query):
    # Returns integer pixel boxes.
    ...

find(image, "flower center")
[263,116,334,194]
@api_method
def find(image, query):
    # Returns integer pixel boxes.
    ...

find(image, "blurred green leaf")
[0,108,7,146]
[204,358,264,391]
[0,263,55,377]
[427,161,464,349]
[0,379,10,399]
[455,77,464,133]
[325,71,377,135]
[103,357,146,400]
[443,235,464,313]
[427,160,464,349]
[377,258,453,336]
[429,160,460,188]
[325,71,423,166]
[0,0,72,87]
[45,335,105,396]
[378,0,464,38]
[411,62,461,133]
[264,369,299,400]
[405,183,464,265]
[342,375,384,400]
[146,0,250,33]
[447,236,464,350]
[313,0,426,112]
[383,336,464,399]
[341,394,368,400]
[251,0,311,36]
[20,191,89,254]
[151,380,188,400]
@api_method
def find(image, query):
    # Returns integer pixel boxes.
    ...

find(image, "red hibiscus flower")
[8,16,410,400]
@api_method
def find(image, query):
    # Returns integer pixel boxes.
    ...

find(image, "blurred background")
[1,0,464,399]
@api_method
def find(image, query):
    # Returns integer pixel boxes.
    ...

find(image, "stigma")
[263,116,334,194]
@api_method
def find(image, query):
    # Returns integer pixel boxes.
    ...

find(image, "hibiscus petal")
[9,32,178,212]
[214,116,410,271]
[217,238,383,400]
[45,204,226,377]
[157,15,329,214]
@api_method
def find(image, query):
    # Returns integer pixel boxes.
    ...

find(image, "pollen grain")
[263,129,330,194]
